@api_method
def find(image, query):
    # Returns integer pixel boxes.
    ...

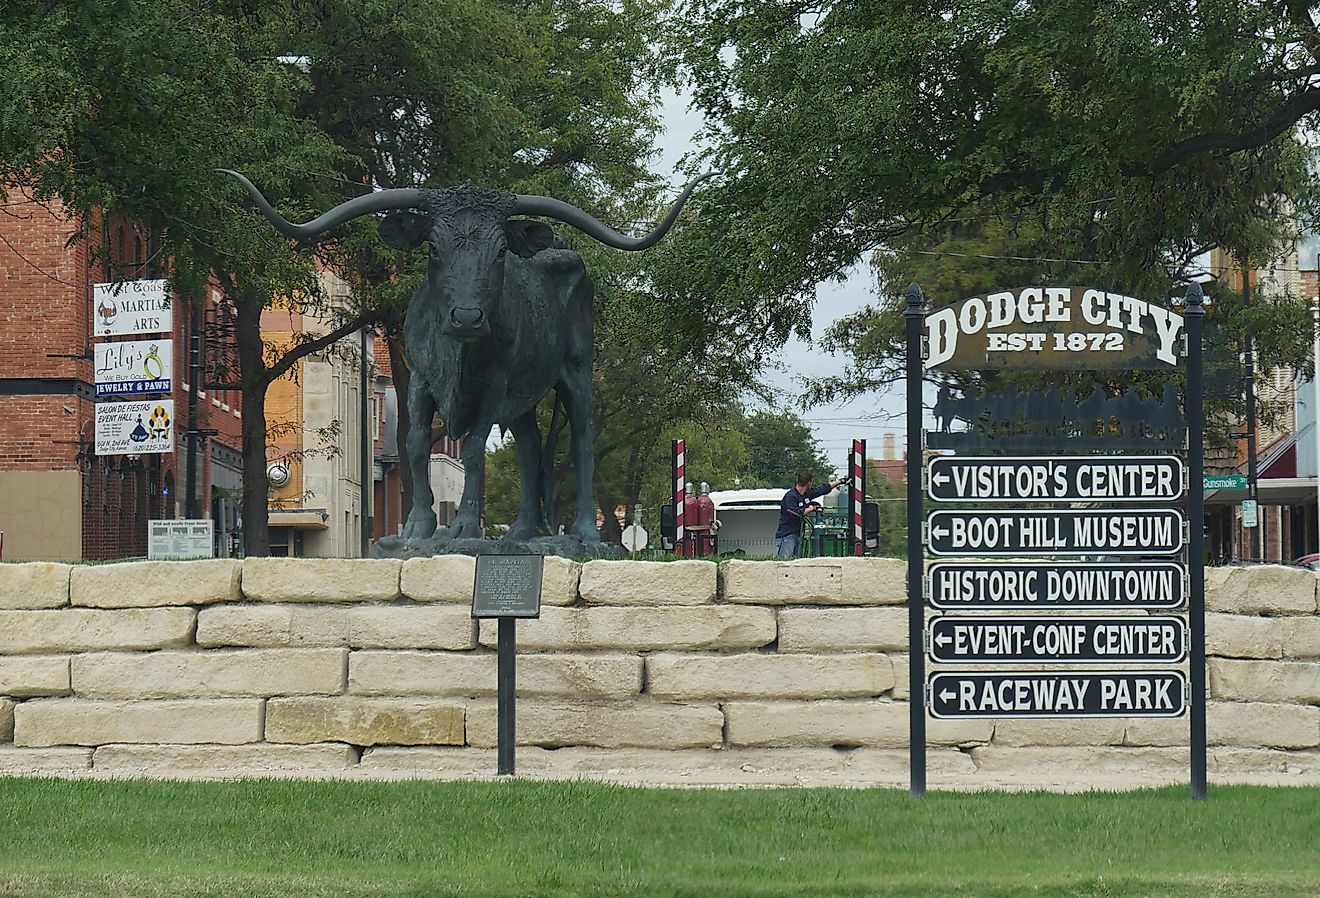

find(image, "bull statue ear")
[379,211,431,250]
[505,219,556,258]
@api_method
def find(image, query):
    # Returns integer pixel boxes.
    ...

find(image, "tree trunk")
[387,334,413,527]
[597,490,621,546]
[235,291,271,557]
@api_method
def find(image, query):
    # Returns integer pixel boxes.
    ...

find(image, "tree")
[664,0,1320,405]
[737,410,833,488]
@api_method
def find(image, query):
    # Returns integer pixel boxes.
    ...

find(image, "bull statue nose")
[450,307,485,329]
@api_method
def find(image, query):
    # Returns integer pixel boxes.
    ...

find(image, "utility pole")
[1242,263,1260,561]
[185,287,203,520]
[1313,260,1319,553]
[360,328,372,557]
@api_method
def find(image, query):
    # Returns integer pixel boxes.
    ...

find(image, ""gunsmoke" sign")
[925,286,1184,370]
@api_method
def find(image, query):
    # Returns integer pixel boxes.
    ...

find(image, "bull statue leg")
[558,366,599,543]
[505,410,546,541]
[402,381,439,539]
[450,420,494,539]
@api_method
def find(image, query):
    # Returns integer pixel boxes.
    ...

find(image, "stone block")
[1207,701,1320,749]
[477,606,776,651]
[967,745,1187,779]
[92,742,358,777]
[891,655,910,701]
[579,560,716,605]
[0,747,93,775]
[465,700,722,749]
[242,558,401,602]
[400,555,475,602]
[850,747,980,780]
[1210,748,1320,778]
[777,608,908,652]
[1206,612,1282,659]
[0,656,70,697]
[71,560,240,608]
[1209,659,1320,703]
[0,562,70,609]
[14,699,263,747]
[1282,618,1320,658]
[0,608,195,654]
[646,653,893,699]
[725,700,990,747]
[266,697,464,746]
[70,649,347,699]
[1208,564,1317,615]
[1123,716,1186,746]
[197,605,350,648]
[0,699,13,741]
[349,651,641,698]
[721,557,906,606]
[358,746,494,778]
[348,605,477,650]
[991,718,1126,747]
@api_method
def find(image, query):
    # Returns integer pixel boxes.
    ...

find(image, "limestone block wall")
[0,556,1317,786]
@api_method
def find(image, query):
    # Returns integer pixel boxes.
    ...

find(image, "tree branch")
[261,312,374,387]
[1126,86,1320,176]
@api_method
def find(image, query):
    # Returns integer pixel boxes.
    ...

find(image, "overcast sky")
[652,87,907,477]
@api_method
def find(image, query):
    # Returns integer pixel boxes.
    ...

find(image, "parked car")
[1292,553,1320,571]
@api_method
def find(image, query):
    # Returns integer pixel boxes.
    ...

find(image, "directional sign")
[928,671,1187,719]
[1204,474,1247,490]
[927,561,1186,610]
[927,455,1183,503]
[926,508,1184,557]
[927,615,1187,664]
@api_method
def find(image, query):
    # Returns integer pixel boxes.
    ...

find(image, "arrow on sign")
[934,632,952,647]
[939,689,956,702]
[931,470,951,486]
[930,525,950,540]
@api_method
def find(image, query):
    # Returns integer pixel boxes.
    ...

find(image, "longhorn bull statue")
[222,170,709,544]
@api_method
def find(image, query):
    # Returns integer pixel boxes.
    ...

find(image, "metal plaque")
[926,508,1185,557]
[927,561,1186,610]
[928,671,1187,719]
[925,286,1184,371]
[471,554,543,618]
[927,455,1183,503]
[928,615,1187,664]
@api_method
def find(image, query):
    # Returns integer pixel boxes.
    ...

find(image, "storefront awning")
[268,509,329,530]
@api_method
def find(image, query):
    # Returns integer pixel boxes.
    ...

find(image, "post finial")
[905,283,926,316]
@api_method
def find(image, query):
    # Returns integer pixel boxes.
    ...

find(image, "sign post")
[471,554,543,776]
[912,281,1205,799]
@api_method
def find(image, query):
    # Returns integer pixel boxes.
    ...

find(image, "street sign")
[926,508,1185,556]
[927,615,1187,664]
[1203,474,1247,490]
[927,455,1183,503]
[94,400,174,455]
[1241,499,1259,528]
[927,561,1186,610]
[928,671,1187,719]
[93,279,172,338]
[94,338,173,396]
[471,554,543,618]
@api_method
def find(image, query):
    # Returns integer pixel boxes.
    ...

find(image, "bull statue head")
[220,168,712,547]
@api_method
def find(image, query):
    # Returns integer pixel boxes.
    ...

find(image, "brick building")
[0,191,244,561]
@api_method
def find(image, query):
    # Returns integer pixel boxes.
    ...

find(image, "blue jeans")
[776,533,799,558]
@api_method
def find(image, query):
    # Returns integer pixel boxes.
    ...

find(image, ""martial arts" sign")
[926,509,1184,556]
[926,455,1183,503]
[928,671,1187,719]
[927,616,1187,664]
[927,561,1186,609]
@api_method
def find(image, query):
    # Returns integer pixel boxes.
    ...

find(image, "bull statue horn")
[511,173,717,251]
[218,169,426,242]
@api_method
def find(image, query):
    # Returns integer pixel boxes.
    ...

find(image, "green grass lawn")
[0,778,1315,897]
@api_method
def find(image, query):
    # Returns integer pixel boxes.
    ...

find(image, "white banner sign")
[94,339,173,396]
[95,400,174,455]
[148,519,214,560]
[93,279,172,337]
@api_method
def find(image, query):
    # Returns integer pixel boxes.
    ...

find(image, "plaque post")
[497,617,516,776]
[1185,282,1207,800]
[905,283,926,798]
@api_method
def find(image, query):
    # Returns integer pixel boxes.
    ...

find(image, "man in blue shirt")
[776,471,844,558]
